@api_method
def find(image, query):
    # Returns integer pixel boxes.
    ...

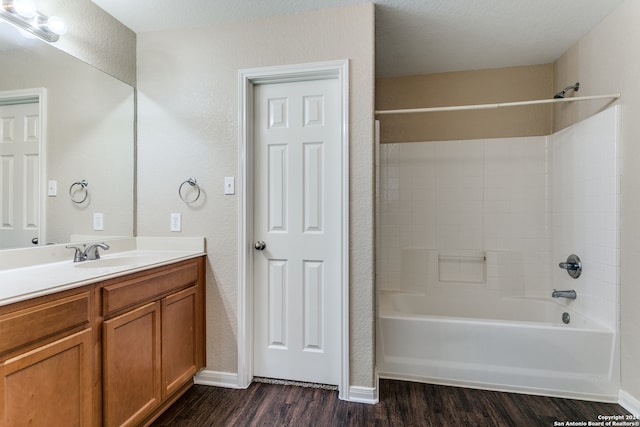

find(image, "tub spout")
[552,289,577,300]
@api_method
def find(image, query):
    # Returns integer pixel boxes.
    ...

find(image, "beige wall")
[376,64,554,143]
[554,0,639,402]
[136,4,376,388]
[39,0,136,86]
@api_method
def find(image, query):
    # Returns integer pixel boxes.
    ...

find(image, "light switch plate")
[170,213,181,232]
[47,180,57,197]
[224,176,235,195]
[93,213,104,231]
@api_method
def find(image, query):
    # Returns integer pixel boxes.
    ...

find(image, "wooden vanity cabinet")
[0,289,94,427]
[103,301,161,427]
[161,285,200,398]
[101,257,205,427]
[0,255,205,427]
[0,330,93,426]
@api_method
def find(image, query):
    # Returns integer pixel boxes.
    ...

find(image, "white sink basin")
[73,255,157,269]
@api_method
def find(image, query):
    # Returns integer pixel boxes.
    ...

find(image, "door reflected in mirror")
[0,90,42,249]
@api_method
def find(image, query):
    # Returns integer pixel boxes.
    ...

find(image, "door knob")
[254,241,266,251]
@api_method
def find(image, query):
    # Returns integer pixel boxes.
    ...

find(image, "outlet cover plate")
[170,213,181,232]
[93,213,104,231]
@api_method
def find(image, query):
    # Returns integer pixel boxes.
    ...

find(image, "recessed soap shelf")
[438,251,486,283]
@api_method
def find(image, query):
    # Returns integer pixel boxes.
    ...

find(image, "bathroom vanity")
[0,238,206,426]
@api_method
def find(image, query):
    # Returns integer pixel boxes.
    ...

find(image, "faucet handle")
[66,245,86,263]
[558,254,582,279]
[84,242,110,260]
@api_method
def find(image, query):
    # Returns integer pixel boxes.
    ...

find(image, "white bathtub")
[377,291,619,402]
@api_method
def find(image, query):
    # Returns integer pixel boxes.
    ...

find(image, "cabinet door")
[0,329,92,426]
[103,301,161,427]
[161,286,198,398]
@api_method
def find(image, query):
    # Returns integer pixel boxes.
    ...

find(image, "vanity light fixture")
[0,0,66,43]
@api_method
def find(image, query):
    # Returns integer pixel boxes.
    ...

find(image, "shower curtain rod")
[374,93,621,115]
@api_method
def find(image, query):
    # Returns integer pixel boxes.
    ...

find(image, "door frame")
[0,87,47,247]
[237,60,349,398]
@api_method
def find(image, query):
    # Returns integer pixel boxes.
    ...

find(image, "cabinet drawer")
[103,260,198,317]
[0,292,90,356]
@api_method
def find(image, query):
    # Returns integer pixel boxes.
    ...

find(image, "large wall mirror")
[0,21,134,250]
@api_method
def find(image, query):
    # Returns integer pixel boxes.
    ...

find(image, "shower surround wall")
[379,136,549,297]
[378,107,619,330]
[549,107,620,329]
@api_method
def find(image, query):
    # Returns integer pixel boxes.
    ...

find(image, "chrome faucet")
[66,242,110,262]
[552,289,577,300]
[84,243,110,260]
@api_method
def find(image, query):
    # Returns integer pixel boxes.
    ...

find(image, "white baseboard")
[194,370,246,389]
[619,389,640,417]
[344,385,378,404]
[194,370,378,404]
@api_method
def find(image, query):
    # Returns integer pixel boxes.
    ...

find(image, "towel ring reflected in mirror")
[179,178,201,203]
[69,180,89,204]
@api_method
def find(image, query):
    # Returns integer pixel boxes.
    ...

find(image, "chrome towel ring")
[179,178,201,203]
[69,180,89,204]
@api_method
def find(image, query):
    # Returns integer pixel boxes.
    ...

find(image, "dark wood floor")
[151,379,630,426]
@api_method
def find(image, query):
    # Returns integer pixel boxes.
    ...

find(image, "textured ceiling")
[91,0,624,77]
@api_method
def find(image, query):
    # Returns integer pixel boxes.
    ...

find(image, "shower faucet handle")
[558,262,580,270]
[558,254,582,279]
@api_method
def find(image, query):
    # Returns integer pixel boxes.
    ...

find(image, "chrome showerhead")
[554,82,580,99]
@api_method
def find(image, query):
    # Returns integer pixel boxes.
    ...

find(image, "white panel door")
[253,79,341,385]
[0,102,39,249]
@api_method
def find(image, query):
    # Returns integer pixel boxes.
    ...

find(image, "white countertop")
[0,237,205,306]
